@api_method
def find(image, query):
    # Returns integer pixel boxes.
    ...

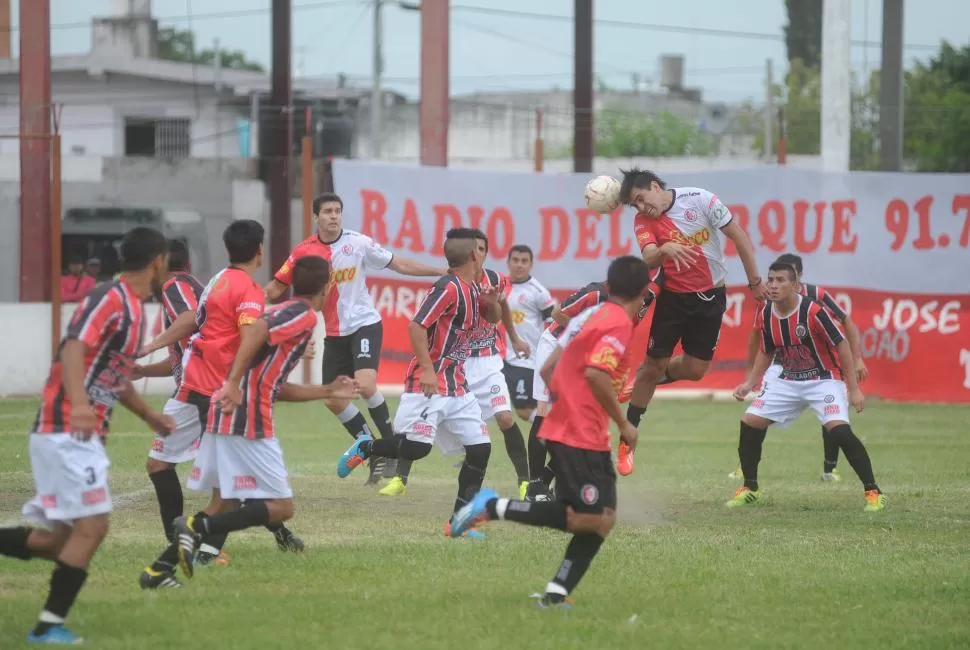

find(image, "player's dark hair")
[167,239,190,272]
[223,219,265,264]
[444,228,479,267]
[466,228,488,254]
[768,261,797,281]
[507,244,533,261]
[618,166,666,204]
[313,192,343,214]
[292,255,330,297]
[775,253,803,275]
[606,255,651,300]
[120,227,169,272]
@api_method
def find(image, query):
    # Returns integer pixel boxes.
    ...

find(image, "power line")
[449,4,941,52]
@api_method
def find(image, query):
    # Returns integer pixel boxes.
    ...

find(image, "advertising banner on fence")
[333,160,970,403]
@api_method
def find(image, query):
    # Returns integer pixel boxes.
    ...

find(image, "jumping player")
[379,232,532,499]
[449,255,650,608]
[619,168,765,431]
[501,244,556,422]
[336,228,501,537]
[265,193,444,485]
[731,252,870,482]
[173,256,359,577]
[0,228,174,645]
[729,261,886,511]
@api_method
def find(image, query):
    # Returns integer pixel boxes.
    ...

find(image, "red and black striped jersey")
[468,268,511,358]
[546,270,662,338]
[405,274,481,396]
[752,282,847,330]
[34,278,146,436]
[207,299,318,440]
[161,272,204,399]
[181,267,265,398]
[759,295,846,381]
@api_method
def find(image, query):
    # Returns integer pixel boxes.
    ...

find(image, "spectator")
[60,255,95,302]
[85,257,103,283]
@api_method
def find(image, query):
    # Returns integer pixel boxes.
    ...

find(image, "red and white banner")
[333,160,970,403]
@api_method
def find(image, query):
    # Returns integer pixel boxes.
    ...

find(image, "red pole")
[419,0,449,167]
[777,107,787,165]
[301,107,313,384]
[534,109,544,173]
[18,0,51,302]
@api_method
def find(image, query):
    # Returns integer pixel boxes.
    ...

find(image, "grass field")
[1,396,969,649]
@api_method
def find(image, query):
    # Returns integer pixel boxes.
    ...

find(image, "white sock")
[545,582,569,597]
[337,405,361,423]
[365,393,386,409]
[494,498,510,519]
[38,611,64,625]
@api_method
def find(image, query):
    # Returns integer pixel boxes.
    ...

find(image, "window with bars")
[124,117,191,158]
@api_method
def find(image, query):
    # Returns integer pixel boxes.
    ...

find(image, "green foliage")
[157,27,265,72]
[903,43,970,172]
[594,106,718,157]
[784,0,823,68]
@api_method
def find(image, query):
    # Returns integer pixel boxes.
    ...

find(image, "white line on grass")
[1,488,154,527]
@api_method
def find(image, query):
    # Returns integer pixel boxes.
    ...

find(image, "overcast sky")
[11,0,970,103]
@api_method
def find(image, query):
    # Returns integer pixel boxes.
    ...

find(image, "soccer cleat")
[450,487,497,537]
[525,479,552,503]
[518,481,528,500]
[821,468,842,482]
[443,519,485,540]
[172,516,201,578]
[273,526,305,552]
[533,593,574,610]
[617,441,635,476]
[27,625,83,645]
[139,567,183,590]
[365,456,386,485]
[728,468,744,479]
[337,434,372,478]
[378,476,407,496]
[725,487,762,508]
[864,490,886,512]
[196,548,231,567]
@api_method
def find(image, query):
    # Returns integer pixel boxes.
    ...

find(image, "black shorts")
[502,363,536,409]
[547,441,617,514]
[647,287,726,361]
[322,321,383,383]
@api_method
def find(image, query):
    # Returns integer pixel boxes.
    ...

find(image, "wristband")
[747,278,761,288]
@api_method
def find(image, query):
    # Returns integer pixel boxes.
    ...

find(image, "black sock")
[149,468,183,542]
[33,560,88,636]
[0,526,33,560]
[550,533,605,596]
[501,423,530,483]
[199,501,271,536]
[540,464,556,486]
[265,523,284,533]
[369,437,401,458]
[829,424,879,492]
[738,421,768,491]
[486,498,568,531]
[627,404,647,427]
[339,408,373,440]
[527,416,547,480]
[151,542,180,572]
[190,511,229,552]
[453,444,490,513]
[656,373,679,386]
[822,425,840,473]
[395,457,413,484]
[366,395,394,439]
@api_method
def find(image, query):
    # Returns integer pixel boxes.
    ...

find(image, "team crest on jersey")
[684,209,697,222]
[342,244,353,255]
[581,484,599,505]
[824,394,835,403]
[794,323,808,339]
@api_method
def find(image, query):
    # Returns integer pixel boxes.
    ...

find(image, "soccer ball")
[584,175,621,214]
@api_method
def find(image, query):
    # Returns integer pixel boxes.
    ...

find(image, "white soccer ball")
[584,175,621,214]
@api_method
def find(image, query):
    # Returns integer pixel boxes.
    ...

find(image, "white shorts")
[746,377,850,429]
[148,399,203,464]
[532,331,558,402]
[22,433,113,527]
[464,354,512,420]
[187,434,292,499]
[393,392,490,456]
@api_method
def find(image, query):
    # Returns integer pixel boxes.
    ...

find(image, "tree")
[784,0,823,69]
[903,43,970,172]
[157,27,265,72]
[594,106,717,157]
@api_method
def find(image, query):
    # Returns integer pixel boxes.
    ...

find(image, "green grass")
[1,396,969,649]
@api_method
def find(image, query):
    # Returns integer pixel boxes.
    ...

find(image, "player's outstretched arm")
[140,311,196,357]
[133,355,175,379]
[387,256,447,277]
[264,279,289,303]
[277,378,359,402]
[736,348,773,399]
[119,382,175,435]
[745,328,761,373]
[720,220,765,299]
[842,317,869,382]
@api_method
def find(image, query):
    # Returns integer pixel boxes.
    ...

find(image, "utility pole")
[764,58,774,159]
[268,0,292,275]
[879,0,904,171]
[371,0,383,159]
[573,0,593,173]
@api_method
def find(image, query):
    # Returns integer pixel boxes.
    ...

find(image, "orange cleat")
[617,441,635,476]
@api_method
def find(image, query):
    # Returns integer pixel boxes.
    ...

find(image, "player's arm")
[387,256,447,277]
[133,355,175,379]
[746,328,761,371]
[118,381,172,434]
[719,219,762,293]
[277,379,357,402]
[819,292,867,382]
[140,311,196,357]
[61,339,92,411]
[265,279,289,302]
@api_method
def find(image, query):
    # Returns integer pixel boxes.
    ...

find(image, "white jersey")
[557,303,604,348]
[274,229,393,337]
[504,276,556,369]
